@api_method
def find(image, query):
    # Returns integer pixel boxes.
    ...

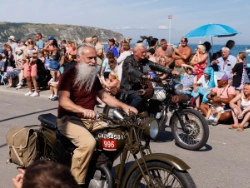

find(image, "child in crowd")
[99,71,120,94]
[181,64,195,94]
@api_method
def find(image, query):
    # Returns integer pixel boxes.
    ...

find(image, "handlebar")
[97,110,137,127]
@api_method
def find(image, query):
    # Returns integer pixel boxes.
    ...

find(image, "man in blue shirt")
[105,38,119,59]
[36,33,45,52]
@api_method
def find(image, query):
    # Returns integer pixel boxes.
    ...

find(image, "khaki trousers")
[57,115,107,184]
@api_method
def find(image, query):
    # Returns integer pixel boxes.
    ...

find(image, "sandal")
[229,124,238,129]
[237,127,244,132]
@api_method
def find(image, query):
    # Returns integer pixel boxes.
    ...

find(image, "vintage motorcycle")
[36,110,195,187]
[103,76,209,151]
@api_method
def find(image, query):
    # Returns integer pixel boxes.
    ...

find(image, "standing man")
[35,33,45,52]
[172,37,192,80]
[92,35,104,68]
[8,36,18,58]
[56,45,137,186]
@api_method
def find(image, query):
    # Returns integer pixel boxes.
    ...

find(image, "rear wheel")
[170,109,209,150]
[126,161,195,188]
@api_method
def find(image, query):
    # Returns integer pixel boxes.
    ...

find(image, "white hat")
[8,36,15,41]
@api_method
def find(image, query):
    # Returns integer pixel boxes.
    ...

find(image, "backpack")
[6,126,40,167]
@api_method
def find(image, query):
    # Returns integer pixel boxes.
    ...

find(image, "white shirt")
[217,55,237,78]
[117,51,132,81]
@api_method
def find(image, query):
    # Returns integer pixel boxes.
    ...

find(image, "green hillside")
[0,22,123,43]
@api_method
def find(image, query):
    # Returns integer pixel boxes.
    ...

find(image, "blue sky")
[0,0,249,45]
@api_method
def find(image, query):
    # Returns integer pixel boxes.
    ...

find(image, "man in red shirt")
[57,45,137,186]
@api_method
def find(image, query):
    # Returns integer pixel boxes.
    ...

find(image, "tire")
[170,108,209,150]
[126,161,196,188]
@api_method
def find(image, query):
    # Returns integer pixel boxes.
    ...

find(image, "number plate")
[102,139,117,151]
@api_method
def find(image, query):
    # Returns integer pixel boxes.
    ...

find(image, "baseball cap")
[217,73,228,81]
[48,35,55,40]
[8,36,15,41]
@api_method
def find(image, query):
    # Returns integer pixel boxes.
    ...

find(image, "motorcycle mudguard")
[121,153,190,188]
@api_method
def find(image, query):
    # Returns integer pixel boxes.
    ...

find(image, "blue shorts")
[49,60,60,70]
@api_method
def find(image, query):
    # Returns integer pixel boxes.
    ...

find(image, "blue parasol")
[185,23,239,38]
[185,24,240,63]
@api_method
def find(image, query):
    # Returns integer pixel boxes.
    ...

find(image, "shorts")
[23,63,37,78]
[49,60,60,70]
[215,106,224,113]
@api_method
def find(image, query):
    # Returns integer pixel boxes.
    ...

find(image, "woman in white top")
[229,83,250,131]
[116,42,132,81]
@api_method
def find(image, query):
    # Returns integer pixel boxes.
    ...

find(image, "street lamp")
[168,15,172,44]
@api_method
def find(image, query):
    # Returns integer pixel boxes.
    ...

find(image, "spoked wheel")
[126,161,196,188]
[170,109,209,150]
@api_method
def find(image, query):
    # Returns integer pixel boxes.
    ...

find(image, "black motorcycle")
[36,110,196,187]
[104,76,209,151]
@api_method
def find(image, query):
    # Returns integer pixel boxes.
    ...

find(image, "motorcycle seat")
[38,113,57,130]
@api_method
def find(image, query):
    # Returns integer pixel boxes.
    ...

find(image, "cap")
[146,48,155,55]
[108,38,115,44]
[217,73,228,81]
[8,36,15,41]
[48,35,55,40]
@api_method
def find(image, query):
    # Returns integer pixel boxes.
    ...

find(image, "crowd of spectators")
[1,34,250,130]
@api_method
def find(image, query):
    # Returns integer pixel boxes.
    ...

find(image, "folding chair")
[0,72,7,85]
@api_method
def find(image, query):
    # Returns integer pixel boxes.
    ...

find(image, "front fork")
[173,110,189,133]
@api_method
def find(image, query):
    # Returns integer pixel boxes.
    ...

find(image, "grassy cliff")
[0,22,123,43]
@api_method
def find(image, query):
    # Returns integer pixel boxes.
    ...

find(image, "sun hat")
[8,36,15,41]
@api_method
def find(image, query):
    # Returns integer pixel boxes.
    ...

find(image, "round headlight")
[174,84,183,95]
[141,118,159,139]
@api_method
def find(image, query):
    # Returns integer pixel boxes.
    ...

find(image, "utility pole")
[168,15,172,44]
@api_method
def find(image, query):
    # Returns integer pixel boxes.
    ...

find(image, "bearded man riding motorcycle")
[56,45,137,187]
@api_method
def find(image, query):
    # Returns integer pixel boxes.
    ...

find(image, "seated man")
[200,73,236,125]
[56,45,137,186]
[171,37,192,81]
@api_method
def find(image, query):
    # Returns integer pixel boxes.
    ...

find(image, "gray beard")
[74,62,99,92]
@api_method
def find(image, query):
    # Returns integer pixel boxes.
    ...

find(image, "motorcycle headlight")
[174,84,183,95]
[141,118,159,139]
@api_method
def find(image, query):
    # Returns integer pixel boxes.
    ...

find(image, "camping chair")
[0,71,7,85]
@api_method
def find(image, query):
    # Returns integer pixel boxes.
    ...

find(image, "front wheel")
[126,161,196,188]
[170,109,209,150]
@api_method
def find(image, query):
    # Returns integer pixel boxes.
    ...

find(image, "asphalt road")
[0,86,250,188]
